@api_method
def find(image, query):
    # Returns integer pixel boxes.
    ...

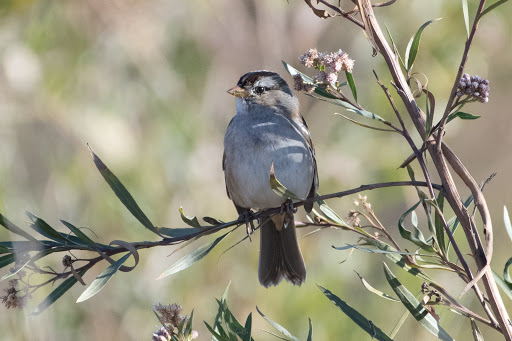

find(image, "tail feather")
[258,214,306,287]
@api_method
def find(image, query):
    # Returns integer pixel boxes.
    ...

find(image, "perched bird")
[223,70,318,287]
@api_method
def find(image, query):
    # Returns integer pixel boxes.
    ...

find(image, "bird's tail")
[258,214,306,287]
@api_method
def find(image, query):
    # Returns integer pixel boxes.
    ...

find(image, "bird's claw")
[239,210,256,242]
[280,199,296,229]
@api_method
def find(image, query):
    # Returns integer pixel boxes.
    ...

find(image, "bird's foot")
[239,210,256,242]
[280,199,296,229]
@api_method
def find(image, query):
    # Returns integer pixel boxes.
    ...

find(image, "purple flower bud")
[471,82,479,89]
[456,91,463,97]
[482,79,489,85]
[459,81,466,88]
[473,92,480,97]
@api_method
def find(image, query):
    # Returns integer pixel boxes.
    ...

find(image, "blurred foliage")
[0,0,511,340]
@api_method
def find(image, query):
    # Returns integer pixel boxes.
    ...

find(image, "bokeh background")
[0,1,511,340]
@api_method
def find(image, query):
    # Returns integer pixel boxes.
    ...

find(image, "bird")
[223,70,318,287]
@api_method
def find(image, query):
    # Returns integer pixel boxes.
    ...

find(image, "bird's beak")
[227,86,250,98]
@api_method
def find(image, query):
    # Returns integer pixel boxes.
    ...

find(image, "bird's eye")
[254,86,266,95]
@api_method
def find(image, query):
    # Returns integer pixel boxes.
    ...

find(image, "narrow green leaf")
[205,322,230,341]
[318,200,350,227]
[390,308,410,338]
[77,252,131,302]
[32,269,87,315]
[405,18,442,71]
[363,237,434,283]
[241,313,252,341]
[0,244,10,254]
[89,147,158,235]
[398,201,435,252]
[269,162,301,200]
[335,113,397,133]
[60,220,97,248]
[157,230,231,279]
[383,263,454,340]
[334,244,432,257]
[0,253,15,269]
[157,227,202,238]
[385,23,406,70]
[345,71,358,102]
[355,271,400,302]
[310,94,388,123]
[503,256,512,285]
[493,269,512,300]
[256,306,300,341]
[504,206,512,243]
[480,0,510,19]
[185,309,194,336]
[179,207,202,228]
[307,318,313,341]
[26,212,72,244]
[0,213,40,243]
[470,318,485,341]
[434,193,447,255]
[462,0,470,38]
[446,111,480,123]
[318,285,393,341]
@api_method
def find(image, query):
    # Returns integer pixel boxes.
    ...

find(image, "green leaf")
[446,111,480,123]
[89,147,158,235]
[157,227,202,238]
[0,213,41,243]
[434,193,447,255]
[77,252,132,302]
[309,94,388,123]
[26,212,72,244]
[318,200,350,227]
[462,0,470,38]
[363,237,434,283]
[405,18,442,71]
[60,220,97,248]
[205,322,230,341]
[390,308,410,338]
[269,162,301,200]
[385,23,406,71]
[256,306,300,341]
[503,256,512,285]
[179,207,202,228]
[504,206,512,243]
[241,313,252,341]
[0,253,15,269]
[493,269,512,300]
[470,318,484,341]
[383,263,454,340]
[398,200,435,252]
[32,269,87,315]
[318,285,393,341]
[0,244,10,254]
[335,113,397,133]
[355,271,400,302]
[157,230,231,279]
[307,318,313,341]
[185,309,194,336]
[345,71,358,102]
[480,0,510,19]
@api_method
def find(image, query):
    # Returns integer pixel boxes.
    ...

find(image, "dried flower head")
[1,279,28,310]
[153,302,187,329]
[62,254,73,268]
[456,73,490,103]
[347,209,361,227]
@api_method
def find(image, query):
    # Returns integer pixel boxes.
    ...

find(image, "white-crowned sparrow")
[223,70,318,287]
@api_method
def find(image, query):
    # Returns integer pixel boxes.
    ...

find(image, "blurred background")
[0,0,511,340]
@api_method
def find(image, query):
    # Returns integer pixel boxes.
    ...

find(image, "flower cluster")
[298,48,354,87]
[456,73,490,103]
[1,279,29,309]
